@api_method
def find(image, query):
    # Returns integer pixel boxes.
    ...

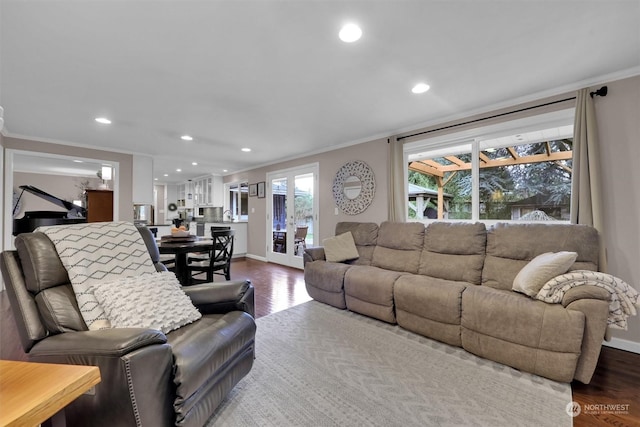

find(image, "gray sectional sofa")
[304,221,611,384]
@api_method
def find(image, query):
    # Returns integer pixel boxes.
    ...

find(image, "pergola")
[408,140,573,219]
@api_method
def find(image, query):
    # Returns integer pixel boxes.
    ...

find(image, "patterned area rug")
[206,301,572,426]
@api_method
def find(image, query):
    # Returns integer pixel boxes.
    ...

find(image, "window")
[226,181,248,221]
[406,111,574,223]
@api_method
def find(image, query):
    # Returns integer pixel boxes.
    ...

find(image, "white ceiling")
[2,1,639,184]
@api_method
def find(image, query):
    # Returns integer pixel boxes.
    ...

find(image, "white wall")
[594,75,640,351]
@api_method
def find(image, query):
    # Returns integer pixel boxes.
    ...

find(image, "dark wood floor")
[1,258,638,426]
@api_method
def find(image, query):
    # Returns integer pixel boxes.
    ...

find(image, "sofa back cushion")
[371,222,425,273]
[15,232,88,333]
[482,223,599,291]
[419,222,486,284]
[335,222,379,265]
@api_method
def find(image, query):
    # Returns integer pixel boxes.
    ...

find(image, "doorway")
[266,163,318,269]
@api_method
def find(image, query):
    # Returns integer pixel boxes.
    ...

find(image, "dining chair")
[273,231,286,253]
[187,226,232,264]
[294,226,308,255]
[187,229,235,284]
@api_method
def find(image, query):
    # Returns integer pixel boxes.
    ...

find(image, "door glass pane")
[294,173,313,256]
[272,177,287,253]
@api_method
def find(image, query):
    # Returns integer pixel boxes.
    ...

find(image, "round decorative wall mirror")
[332,160,375,215]
[343,176,362,199]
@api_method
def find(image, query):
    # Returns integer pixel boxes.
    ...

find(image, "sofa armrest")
[28,329,175,427]
[183,279,255,318]
[304,247,326,265]
[29,328,167,357]
[561,285,611,307]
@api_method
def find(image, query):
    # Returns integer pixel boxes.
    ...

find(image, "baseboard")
[245,253,268,262]
[602,337,640,354]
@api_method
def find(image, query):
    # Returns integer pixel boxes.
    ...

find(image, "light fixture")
[411,83,430,94]
[192,162,198,166]
[223,169,228,173]
[176,168,182,172]
[95,117,111,124]
[181,135,193,141]
[73,159,83,163]
[339,23,362,43]
[241,148,251,152]
[164,173,169,177]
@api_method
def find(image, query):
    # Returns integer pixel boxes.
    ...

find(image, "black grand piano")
[13,185,87,236]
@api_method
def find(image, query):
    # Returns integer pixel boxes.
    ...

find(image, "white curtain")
[571,88,607,272]
[387,136,406,222]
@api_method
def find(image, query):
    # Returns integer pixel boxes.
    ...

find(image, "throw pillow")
[323,231,359,262]
[512,251,578,297]
[92,271,201,334]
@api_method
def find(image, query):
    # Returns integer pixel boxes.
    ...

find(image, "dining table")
[157,236,216,286]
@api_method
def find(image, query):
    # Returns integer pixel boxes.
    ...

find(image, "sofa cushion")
[395,275,468,346]
[35,285,88,332]
[344,265,405,323]
[323,232,359,262]
[419,222,486,284]
[461,285,584,381]
[304,260,351,309]
[335,222,379,265]
[482,223,599,291]
[167,311,256,422]
[512,251,577,297]
[371,222,425,274]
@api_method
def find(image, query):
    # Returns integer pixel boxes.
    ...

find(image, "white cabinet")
[205,222,247,257]
[189,175,223,207]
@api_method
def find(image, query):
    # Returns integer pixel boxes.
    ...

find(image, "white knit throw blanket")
[37,221,157,329]
[536,270,639,330]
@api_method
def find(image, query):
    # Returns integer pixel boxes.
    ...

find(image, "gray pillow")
[323,232,359,263]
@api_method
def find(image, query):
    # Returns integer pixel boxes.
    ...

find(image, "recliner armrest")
[561,285,611,307]
[29,328,167,357]
[183,280,255,318]
[304,247,326,264]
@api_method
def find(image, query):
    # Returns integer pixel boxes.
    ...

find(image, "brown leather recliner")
[0,226,256,427]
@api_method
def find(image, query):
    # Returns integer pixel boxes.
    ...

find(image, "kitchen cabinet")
[189,176,223,207]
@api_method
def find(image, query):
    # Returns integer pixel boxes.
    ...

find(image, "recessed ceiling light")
[163,174,169,177]
[176,168,182,172]
[339,23,362,43]
[154,178,158,181]
[181,135,193,141]
[192,162,198,166]
[73,159,83,163]
[241,148,251,152]
[95,117,111,124]
[223,169,228,173]
[411,83,430,94]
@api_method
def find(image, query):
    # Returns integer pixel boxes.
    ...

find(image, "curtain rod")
[396,96,576,142]
[395,86,608,142]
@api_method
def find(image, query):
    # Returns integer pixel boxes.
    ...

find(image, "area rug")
[206,301,572,426]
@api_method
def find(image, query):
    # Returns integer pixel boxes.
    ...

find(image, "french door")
[266,163,318,269]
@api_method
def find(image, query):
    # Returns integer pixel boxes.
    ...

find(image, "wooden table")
[0,360,101,427]
[157,237,216,286]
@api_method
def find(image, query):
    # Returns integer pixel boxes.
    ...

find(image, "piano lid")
[18,185,87,217]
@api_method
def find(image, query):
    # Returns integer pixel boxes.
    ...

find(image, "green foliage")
[409,139,573,220]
